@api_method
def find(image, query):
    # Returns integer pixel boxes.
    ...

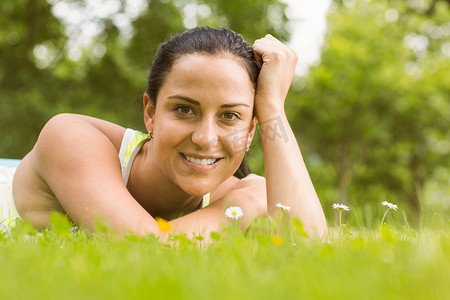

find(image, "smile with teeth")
[181,154,221,165]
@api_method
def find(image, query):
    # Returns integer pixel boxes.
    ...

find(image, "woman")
[2,27,328,239]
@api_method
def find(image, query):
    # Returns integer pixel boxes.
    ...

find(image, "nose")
[191,117,219,149]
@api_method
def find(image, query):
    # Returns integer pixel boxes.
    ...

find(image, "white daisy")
[225,206,244,220]
[332,203,350,211]
[381,201,398,211]
[276,203,291,211]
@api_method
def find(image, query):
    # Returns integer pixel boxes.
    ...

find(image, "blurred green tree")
[0,0,290,158]
[0,0,67,157]
[291,0,450,224]
[333,0,450,16]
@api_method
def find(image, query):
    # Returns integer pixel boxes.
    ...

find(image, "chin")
[177,177,220,196]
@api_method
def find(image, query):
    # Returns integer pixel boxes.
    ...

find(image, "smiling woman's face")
[144,54,256,196]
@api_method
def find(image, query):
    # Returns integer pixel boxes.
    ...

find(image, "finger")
[264,34,276,40]
[252,38,266,67]
[264,34,283,45]
[254,35,285,57]
[253,49,263,69]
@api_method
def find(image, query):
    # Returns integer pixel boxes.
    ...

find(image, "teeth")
[184,155,217,165]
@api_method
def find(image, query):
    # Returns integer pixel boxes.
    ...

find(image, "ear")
[143,93,156,134]
[247,116,258,146]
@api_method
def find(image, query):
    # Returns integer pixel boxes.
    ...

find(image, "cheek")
[155,115,186,136]
[222,127,249,158]
[225,119,254,150]
[153,119,190,151]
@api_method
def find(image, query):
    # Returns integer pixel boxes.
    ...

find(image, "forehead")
[157,54,255,104]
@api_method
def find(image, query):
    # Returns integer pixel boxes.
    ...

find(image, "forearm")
[258,108,328,238]
[168,183,266,242]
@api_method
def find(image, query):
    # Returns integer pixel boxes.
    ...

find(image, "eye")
[175,105,195,115]
[221,112,241,122]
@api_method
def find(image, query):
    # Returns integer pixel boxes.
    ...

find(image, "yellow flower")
[271,235,284,246]
[155,217,172,232]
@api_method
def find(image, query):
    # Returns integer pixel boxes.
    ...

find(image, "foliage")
[290,0,450,224]
[0,0,68,157]
[0,0,290,158]
[333,0,450,16]
[0,214,449,299]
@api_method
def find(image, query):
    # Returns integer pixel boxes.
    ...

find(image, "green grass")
[1,215,449,300]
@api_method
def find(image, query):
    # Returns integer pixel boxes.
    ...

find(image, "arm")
[31,114,265,239]
[32,114,161,235]
[252,35,328,238]
[167,174,267,240]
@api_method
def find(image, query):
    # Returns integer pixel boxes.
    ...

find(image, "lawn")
[1,214,448,300]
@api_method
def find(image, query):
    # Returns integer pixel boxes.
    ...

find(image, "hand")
[252,34,298,117]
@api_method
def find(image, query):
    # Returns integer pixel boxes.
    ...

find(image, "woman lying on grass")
[2,27,328,240]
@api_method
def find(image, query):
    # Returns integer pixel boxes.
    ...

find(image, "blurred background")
[1,0,449,227]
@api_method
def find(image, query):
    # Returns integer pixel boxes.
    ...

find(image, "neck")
[127,141,202,219]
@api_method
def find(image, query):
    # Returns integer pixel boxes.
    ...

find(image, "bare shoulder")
[31,114,127,177]
[17,113,126,181]
[15,113,155,232]
[14,114,129,228]
[38,113,126,151]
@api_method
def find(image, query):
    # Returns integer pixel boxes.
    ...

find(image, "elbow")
[317,222,329,241]
[305,217,329,240]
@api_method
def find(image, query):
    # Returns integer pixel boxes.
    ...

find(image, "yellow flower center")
[271,235,284,246]
[232,211,237,215]
[156,217,172,232]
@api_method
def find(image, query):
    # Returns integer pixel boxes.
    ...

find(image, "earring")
[246,143,251,152]
[148,131,153,139]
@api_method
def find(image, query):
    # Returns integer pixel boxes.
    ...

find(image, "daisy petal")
[225,206,244,220]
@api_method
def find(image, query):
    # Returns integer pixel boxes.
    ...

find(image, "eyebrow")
[168,95,250,108]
